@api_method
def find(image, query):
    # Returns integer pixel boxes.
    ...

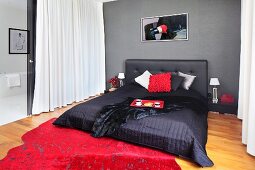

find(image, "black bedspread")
[53,83,214,167]
[91,96,205,138]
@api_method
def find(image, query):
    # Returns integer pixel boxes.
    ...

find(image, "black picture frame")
[9,28,30,54]
[141,13,189,42]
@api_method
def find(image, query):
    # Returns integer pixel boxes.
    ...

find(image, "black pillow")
[171,74,185,91]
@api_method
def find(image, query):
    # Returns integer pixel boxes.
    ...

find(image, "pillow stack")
[134,70,196,92]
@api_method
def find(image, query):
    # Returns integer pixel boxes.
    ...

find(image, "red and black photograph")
[141,13,188,42]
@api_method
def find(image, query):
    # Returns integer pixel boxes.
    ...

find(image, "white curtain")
[238,0,255,156]
[32,0,105,114]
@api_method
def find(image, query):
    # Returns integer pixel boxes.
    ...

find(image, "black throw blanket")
[91,96,207,137]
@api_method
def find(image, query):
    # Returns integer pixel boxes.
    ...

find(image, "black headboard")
[125,59,208,98]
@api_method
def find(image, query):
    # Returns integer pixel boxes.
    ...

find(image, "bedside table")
[208,102,237,114]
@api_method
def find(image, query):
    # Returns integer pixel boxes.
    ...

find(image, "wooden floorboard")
[0,99,254,169]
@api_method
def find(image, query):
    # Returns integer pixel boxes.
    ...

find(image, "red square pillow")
[148,72,171,92]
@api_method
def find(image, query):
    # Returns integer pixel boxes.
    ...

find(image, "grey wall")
[104,0,241,101]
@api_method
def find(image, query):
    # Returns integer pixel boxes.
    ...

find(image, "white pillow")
[135,70,152,89]
[178,71,196,90]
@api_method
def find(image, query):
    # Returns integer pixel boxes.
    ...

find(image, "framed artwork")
[141,13,188,42]
[9,28,29,54]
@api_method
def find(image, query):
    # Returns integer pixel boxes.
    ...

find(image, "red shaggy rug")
[0,119,181,170]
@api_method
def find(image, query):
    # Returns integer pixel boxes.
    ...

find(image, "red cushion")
[148,72,171,92]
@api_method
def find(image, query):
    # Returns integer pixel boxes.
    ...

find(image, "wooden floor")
[0,99,254,170]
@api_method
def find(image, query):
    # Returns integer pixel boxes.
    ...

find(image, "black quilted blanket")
[91,96,204,138]
[53,83,214,167]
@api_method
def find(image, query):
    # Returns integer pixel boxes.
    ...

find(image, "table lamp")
[210,78,220,103]
[118,73,125,87]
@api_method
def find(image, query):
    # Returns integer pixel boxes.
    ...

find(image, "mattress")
[53,83,213,167]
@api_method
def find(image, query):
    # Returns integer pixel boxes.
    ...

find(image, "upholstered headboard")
[125,59,208,98]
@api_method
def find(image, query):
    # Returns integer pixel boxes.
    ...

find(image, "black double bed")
[53,59,214,167]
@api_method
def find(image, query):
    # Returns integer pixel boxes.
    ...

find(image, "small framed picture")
[141,13,188,42]
[9,28,29,54]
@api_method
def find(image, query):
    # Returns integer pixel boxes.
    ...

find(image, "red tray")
[130,99,164,109]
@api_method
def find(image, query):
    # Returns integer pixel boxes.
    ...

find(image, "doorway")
[0,0,36,125]
[0,0,27,125]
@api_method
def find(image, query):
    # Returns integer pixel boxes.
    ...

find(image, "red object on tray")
[130,99,164,109]
[221,94,234,104]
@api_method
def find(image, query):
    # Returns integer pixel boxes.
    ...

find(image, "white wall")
[0,0,27,74]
